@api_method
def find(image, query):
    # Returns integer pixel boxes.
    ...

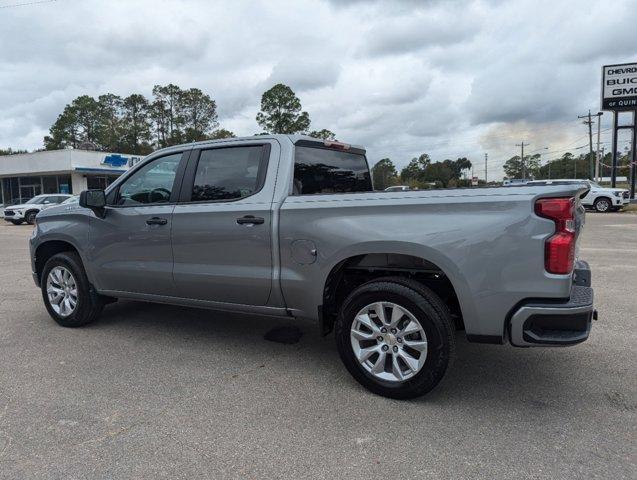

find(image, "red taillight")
[535,197,576,274]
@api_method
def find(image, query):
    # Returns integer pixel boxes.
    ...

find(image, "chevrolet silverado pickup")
[29,135,596,399]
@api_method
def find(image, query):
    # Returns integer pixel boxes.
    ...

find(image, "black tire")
[41,252,104,327]
[25,210,38,225]
[9,220,23,225]
[594,197,611,213]
[335,277,455,399]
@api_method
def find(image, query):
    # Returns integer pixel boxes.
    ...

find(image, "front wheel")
[594,197,611,213]
[25,210,38,225]
[41,252,104,327]
[335,277,455,399]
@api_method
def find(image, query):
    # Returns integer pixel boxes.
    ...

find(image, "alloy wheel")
[350,302,428,382]
[46,266,78,317]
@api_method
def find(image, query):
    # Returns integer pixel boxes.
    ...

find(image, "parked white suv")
[3,194,72,225]
[526,179,630,212]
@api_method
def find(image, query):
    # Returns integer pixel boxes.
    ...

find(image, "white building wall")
[71,172,88,193]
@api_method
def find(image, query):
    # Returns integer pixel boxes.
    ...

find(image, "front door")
[87,151,186,296]
[171,143,274,305]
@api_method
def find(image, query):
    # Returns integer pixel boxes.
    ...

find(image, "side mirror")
[79,189,106,217]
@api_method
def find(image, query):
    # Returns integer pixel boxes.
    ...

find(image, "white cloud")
[0,0,635,179]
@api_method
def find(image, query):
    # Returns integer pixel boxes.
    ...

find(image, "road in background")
[0,213,635,479]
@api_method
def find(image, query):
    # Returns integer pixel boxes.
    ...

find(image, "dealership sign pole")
[601,62,637,196]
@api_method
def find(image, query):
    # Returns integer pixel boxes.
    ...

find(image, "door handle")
[236,215,264,225]
[146,217,168,225]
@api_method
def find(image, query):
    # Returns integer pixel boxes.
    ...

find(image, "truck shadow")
[95,299,595,410]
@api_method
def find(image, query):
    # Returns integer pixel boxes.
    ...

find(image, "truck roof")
[151,134,366,157]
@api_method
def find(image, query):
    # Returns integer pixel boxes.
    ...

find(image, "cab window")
[293,146,372,195]
[190,146,265,202]
[116,153,182,206]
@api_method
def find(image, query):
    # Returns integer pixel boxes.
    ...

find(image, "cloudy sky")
[1,0,636,178]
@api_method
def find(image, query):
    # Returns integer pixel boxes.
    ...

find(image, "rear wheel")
[41,252,104,327]
[335,277,455,399]
[594,197,611,213]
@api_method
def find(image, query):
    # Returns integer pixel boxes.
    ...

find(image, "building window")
[43,176,58,194]
[57,175,72,194]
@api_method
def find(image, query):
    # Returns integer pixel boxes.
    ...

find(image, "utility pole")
[539,146,549,179]
[484,153,488,184]
[578,110,595,180]
[515,141,530,179]
[595,112,603,182]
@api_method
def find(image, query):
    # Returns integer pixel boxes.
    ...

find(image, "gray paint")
[30,134,590,341]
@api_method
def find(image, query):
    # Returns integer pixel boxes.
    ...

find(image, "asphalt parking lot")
[0,213,635,479]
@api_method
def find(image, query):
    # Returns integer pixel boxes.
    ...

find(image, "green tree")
[121,94,152,155]
[152,84,184,147]
[97,93,123,152]
[400,153,431,183]
[44,95,101,150]
[371,158,397,190]
[400,155,471,188]
[537,152,593,180]
[422,162,454,186]
[209,128,236,139]
[309,129,336,140]
[0,148,28,155]
[503,153,541,179]
[44,85,227,153]
[179,88,219,142]
[256,83,311,134]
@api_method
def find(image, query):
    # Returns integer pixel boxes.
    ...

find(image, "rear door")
[171,142,276,305]
[88,151,188,296]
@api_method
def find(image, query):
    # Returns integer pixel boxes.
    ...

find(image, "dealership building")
[0,149,143,205]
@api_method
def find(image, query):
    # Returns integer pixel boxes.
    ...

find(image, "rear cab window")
[293,142,372,195]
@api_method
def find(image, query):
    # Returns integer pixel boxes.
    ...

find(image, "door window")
[190,146,265,202]
[116,153,182,206]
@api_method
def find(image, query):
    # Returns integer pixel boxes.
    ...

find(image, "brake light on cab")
[323,140,350,150]
[535,197,576,275]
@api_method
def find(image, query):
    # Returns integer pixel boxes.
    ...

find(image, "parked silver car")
[29,135,595,398]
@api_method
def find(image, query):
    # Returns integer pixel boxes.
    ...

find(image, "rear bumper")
[509,261,595,347]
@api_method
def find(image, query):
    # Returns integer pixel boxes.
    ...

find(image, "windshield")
[61,196,79,205]
[25,195,46,204]
[588,181,600,188]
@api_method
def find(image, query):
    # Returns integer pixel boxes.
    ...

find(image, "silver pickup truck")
[30,135,595,398]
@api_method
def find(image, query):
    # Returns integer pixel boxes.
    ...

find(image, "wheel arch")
[35,239,82,284]
[24,208,40,219]
[319,242,471,336]
[593,195,612,211]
